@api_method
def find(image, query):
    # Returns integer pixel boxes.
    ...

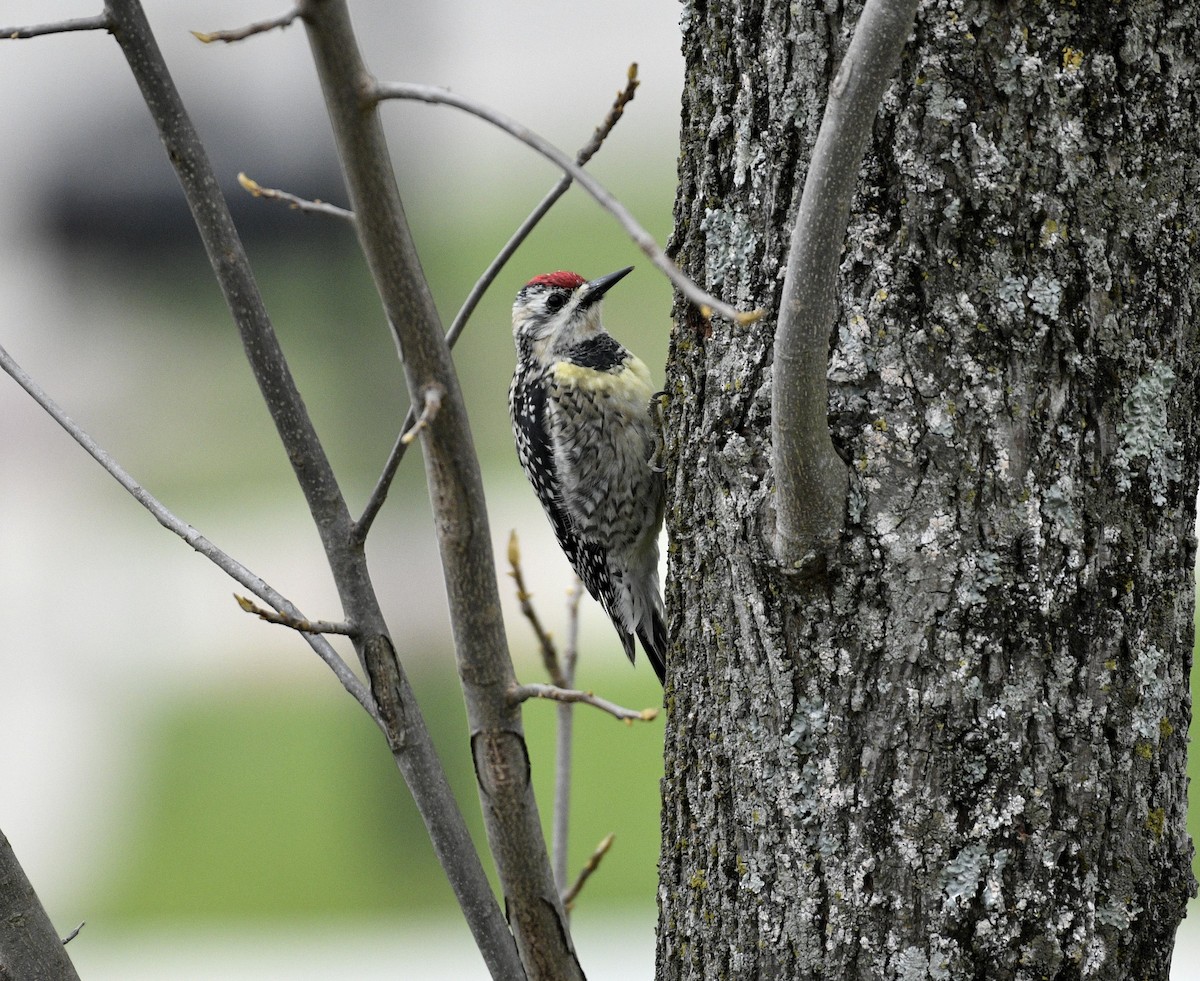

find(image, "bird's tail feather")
[618,628,637,666]
[637,608,668,685]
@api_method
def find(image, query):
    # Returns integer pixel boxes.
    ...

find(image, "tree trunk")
[0,830,81,980]
[658,1,1198,978]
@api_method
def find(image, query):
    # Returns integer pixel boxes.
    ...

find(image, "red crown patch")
[526,271,586,289]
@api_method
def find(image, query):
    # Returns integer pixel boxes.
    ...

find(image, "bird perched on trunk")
[508,266,667,684]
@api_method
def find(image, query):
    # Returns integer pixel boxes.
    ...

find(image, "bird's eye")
[545,293,567,313]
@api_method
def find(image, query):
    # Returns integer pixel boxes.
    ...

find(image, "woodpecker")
[509,266,667,684]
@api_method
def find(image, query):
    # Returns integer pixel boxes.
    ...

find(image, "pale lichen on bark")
[660,0,1198,978]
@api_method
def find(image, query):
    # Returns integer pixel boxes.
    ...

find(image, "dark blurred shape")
[39,110,348,255]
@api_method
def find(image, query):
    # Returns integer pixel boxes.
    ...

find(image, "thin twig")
[370,80,760,327]
[400,384,444,445]
[562,577,583,683]
[237,172,354,222]
[552,576,585,894]
[509,683,658,724]
[191,8,298,44]
[61,922,85,946]
[508,531,568,688]
[561,833,616,911]
[0,340,378,719]
[1,14,111,39]
[234,595,356,636]
[353,66,641,543]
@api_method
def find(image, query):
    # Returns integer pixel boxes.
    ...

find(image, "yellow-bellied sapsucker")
[509,266,667,683]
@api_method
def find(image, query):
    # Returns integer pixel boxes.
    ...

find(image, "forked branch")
[369,80,760,327]
[507,534,657,723]
[298,0,579,975]
[0,340,374,718]
[354,65,642,542]
[100,1,521,974]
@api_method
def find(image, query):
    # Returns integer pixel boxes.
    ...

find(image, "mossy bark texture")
[659,1,1198,978]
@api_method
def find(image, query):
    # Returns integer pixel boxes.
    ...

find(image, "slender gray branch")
[561,833,615,911]
[399,383,444,445]
[354,66,641,542]
[771,0,920,567]
[508,535,596,893]
[0,340,375,717]
[370,80,758,327]
[61,922,86,946]
[0,829,82,979]
[553,577,583,894]
[238,172,354,222]
[103,1,518,972]
[0,14,110,39]
[298,1,579,976]
[508,531,569,689]
[510,684,658,724]
[191,8,298,44]
[234,595,357,636]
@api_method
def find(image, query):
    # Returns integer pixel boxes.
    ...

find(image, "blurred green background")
[95,666,666,921]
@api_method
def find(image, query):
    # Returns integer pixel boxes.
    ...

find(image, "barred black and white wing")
[509,350,667,682]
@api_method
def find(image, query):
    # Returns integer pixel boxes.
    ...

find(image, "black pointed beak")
[579,266,634,309]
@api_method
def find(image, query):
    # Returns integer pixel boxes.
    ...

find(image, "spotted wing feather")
[509,365,638,665]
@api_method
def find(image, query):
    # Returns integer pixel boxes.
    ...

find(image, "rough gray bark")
[0,831,81,980]
[659,0,1198,978]
[773,0,917,564]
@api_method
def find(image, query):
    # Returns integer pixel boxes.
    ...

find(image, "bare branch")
[511,536,590,895]
[509,683,658,724]
[552,575,584,893]
[191,8,298,44]
[234,595,356,636]
[1,14,110,39]
[104,2,516,968]
[508,531,568,688]
[0,339,376,718]
[771,0,919,567]
[237,172,354,222]
[297,1,570,975]
[399,384,444,445]
[369,80,760,327]
[354,66,640,542]
[61,923,85,946]
[562,577,584,681]
[561,833,616,911]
